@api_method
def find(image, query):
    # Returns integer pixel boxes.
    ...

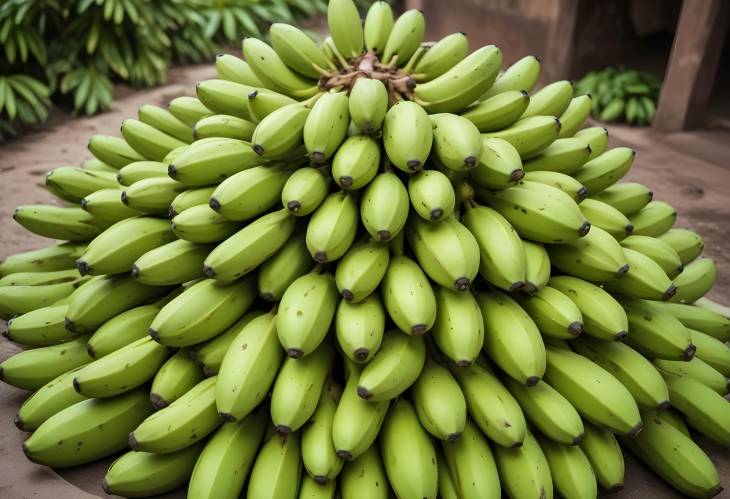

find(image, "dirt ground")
[0,63,729,498]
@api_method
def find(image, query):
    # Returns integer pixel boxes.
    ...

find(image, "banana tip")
[464,156,477,168]
[209,198,221,211]
[338,176,353,189]
[615,330,628,341]
[525,376,540,387]
[508,281,525,292]
[572,432,585,445]
[406,159,422,171]
[356,386,371,399]
[203,265,216,278]
[625,223,634,235]
[150,393,168,410]
[429,208,444,220]
[130,265,140,279]
[353,348,369,362]
[336,449,353,460]
[248,90,258,100]
[454,359,473,368]
[313,476,329,485]
[577,186,589,200]
[627,421,644,438]
[64,318,75,332]
[311,151,326,164]
[615,264,629,278]
[287,348,304,359]
[446,432,462,442]
[86,343,96,358]
[275,425,291,435]
[260,292,275,302]
[72,377,81,394]
[128,432,138,450]
[411,324,427,336]
[120,191,129,205]
[287,200,301,213]
[313,251,327,263]
[148,328,161,342]
[661,285,677,301]
[377,230,392,242]
[252,144,264,156]
[101,478,111,495]
[578,221,591,237]
[454,277,471,291]
[13,414,24,431]
[656,400,671,412]
[219,412,237,422]
[341,289,354,302]
[167,165,177,177]
[568,321,583,335]
[682,343,696,361]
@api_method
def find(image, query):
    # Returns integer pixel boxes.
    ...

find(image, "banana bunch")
[1,1,728,498]
[574,67,662,125]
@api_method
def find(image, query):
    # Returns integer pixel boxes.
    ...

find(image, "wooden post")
[543,0,581,83]
[653,0,729,132]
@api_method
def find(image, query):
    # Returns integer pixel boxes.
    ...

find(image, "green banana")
[522,137,593,175]
[630,200,677,237]
[603,247,677,301]
[215,53,264,86]
[347,78,388,135]
[620,297,694,360]
[82,188,142,223]
[549,275,628,340]
[590,181,653,215]
[621,234,683,278]
[670,257,717,304]
[412,360,466,441]
[216,312,284,421]
[493,429,553,499]
[301,380,343,483]
[132,239,212,286]
[574,126,609,160]
[380,9,425,66]
[522,80,573,118]
[407,170,455,222]
[306,191,358,263]
[14,365,87,431]
[413,32,469,82]
[451,361,526,448]
[690,329,730,376]
[246,432,303,499]
[13,205,107,241]
[5,304,74,347]
[270,23,335,78]
[0,278,89,319]
[168,96,214,127]
[538,435,597,499]
[335,239,389,303]
[356,329,424,401]
[251,103,310,160]
[431,286,484,366]
[461,90,530,132]
[414,45,502,114]
[103,443,203,498]
[573,335,670,411]
[327,0,364,59]
[482,55,541,99]
[168,138,262,186]
[282,166,330,216]
[116,160,168,185]
[580,421,624,492]
[662,302,730,341]
[657,228,704,265]
[379,399,437,499]
[469,136,525,188]
[82,157,117,173]
[482,115,561,159]
[172,204,240,243]
[381,255,437,335]
[169,186,217,217]
[45,166,119,203]
[332,135,380,190]
[304,92,350,163]
[382,100,433,172]
[211,164,293,221]
[339,443,389,499]
[77,216,175,275]
[150,348,204,408]
[548,225,630,281]
[193,114,256,141]
[0,242,85,276]
[523,239,551,293]
[515,285,584,338]
[121,118,188,161]
[246,87,298,122]
[558,94,593,138]
[196,79,254,119]
[655,357,728,395]
[524,170,588,203]
[335,293,385,363]
[88,134,145,168]
[87,302,162,358]
[430,113,483,170]
[23,388,152,468]
[544,347,642,436]
[150,276,256,346]
[361,172,409,241]
[573,147,636,194]
[363,1,393,54]
[187,407,267,499]
[204,208,295,281]
[259,230,313,301]
[663,374,730,445]
[440,417,500,498]
[131,376,220,453]
[138,103,194,143]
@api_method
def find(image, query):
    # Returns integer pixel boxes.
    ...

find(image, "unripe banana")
[103,443,203,498]
[0,278,88,319]
[580,422,624,492]
[630,200,678,237]
[130,376,220,453]
[332,365,389,460]
[87,303,161,358]
[521,80,573,119]
[335,293,385,363]
[382,100,433,172]
[72,336,171,398]
[82,188,142,223]
[298,380,343,485]
[603,247,677,301]
[655,357,728,396]
[306,191,358,263]
[574,126,609,160]
[150,276,256,346]
[657,228,704,265]
[168,96,214,127]
[298,473,336,499]
[259,230,313,301]
[169,186,216,217]
[380,9,425,66]
[14,366,87,432]
[190,311,265,376]
[187,407,267,499]
[339,443,389,499]
[572,147,635,194]
[116,160,168,185]
[413,32,469,82]
[494,429,553,498]
[524,170,588,202]
[215,53,264,86]
[549,275,628,340]
[573,335,670,411]
[204,208,295,281]
[662,302,730,342]
[210,165,293,221]
[479,180,590,244]
[515,285,584,338]
[452,361,526,447]
[13,205,107,241]
[481,115,561,158]
[77,216,175,275]
[248,37,322,98]
[430,113,483,171]
[482,55,541,99]
[548,225,629,281]
[327,0,364,59]
[544,347,643,436]
[412,361,467,440]
[138,103,194,143]
[579,198,633,239]
[82,157,117,173]
[23,388,152,468]
[65,275,168,333]
[271,342,334,433]
[246,87,297,122]
[282,166,330,215]
[414,45,502,114]
[361,172,409,241]
[332,135,380,189]
[250,103,310,160]
[0,268,82,288]
[356,329,425,401]
[246,431,303,499]
[150,348,204,408]
[271,23,335,78]
[620,297,694,361]
[172,204,240,243]
[539,435,598,499]
[193,114,256,141]
[664,374,730,445]
[88,134,145,168]
[121,118,188,161]
[522,137,593,175]
[45,166,119,203]
[131,239,212,286]
[347,78,388,136]
[461,90,530,132]
[335,239,389,302]
[303,92,350,163]
[363,1,393,54]
[590,181,653,216]
[0,242,85,276]
[558,94,593,138]
[381,255,437,335]
[621,410,721,498]
[5,304,73,347]
[407,170,455,222]
[669,256,717,304]
[168,138,261,186]
[621,234,683,278]
[431,286,483,366]
[523,239,551,293]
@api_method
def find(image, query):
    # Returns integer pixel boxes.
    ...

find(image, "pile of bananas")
[1,1,729,498]
[575,68,661,125]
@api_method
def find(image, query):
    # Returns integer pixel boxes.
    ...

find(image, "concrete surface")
[1,63,729,497]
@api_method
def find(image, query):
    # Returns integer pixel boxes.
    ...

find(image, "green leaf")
[0,78,8,114]
[4,84,17,120]
[222,9,236,40]
[203,10,221,39]
[74,73,92,110]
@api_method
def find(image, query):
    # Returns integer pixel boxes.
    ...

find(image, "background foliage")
[0,0,329,138]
